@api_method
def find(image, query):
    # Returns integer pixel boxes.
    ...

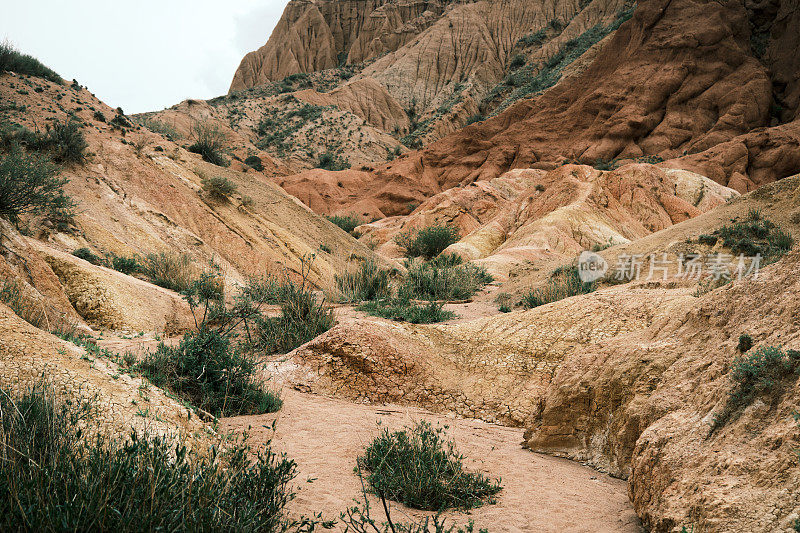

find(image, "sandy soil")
[221,389,642,532]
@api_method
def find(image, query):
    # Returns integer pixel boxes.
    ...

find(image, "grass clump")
[520,266,596,308]
[0,146,74,223]
[326,213,361,235]
[244,154,264,171]
[714,345,800,428]
[335,259,391,302]
[0,382,303,531]
[359,421,501,511]
[140,252,198,293]
[737,333,753,353]
[201,175,237,201]
[0,40,61,83]
[396,225,460,259]
[188,121,229,167]
[138,271,282,417]
[357,299,455,324]
[250,256,335,355]
[710,209,794,263]
[43,119,88,164]
[399,255,492,301]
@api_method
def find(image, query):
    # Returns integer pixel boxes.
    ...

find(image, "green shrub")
[188,121,229,167]
[509,54,526,70]
[517,29,546,47]
[0,40,61,83]
[93,110,106,122]
[326,214,361,235]
[359,421,501,511]
[136,117,181,140]
[399,256,492,301]
[711,209,794,263]
[42,119,88,164]
[715,346,800,428]
[737,333,753,353]
[140,252,198,293]
[593,158,618,171]
[0,146,74,223]
[244,155,264,171]
[109,254,140,275]
[335,259,391,302]
[72,247,103,265]
[465,114,484,125]
[0,382,300,531]
[357,299,455,324]
[201,175,237,200]
[316,151,348,171]
[698,234,718,246]
[395,225,460,259]
[520,266,596,308]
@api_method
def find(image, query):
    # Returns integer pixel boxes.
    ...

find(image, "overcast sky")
[1,1,288,113]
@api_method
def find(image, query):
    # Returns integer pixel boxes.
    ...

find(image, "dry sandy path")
[221,389,642,532]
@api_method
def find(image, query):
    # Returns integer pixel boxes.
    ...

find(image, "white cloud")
[0,0,287,113]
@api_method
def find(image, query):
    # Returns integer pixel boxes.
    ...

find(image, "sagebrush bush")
[201,175,237,200]
[316,151,348,171]
[72,247,103,265]
[335,259,390,302]
[109,254,140,275]
[0,146,74,223]
[42,119,88,164]
[140,252,199,293]
[737,333,753,353]
[188,121,229,167]
[326,214,361,235]
[357,299,455,324]
[711,209,794,263]
[0,382,301,531]
[396,225,459,259]
[244,155,264,171]
[520,266,595,308]
[0,40,61,83]
[399,255,492,301]
[714,345,800,428]
[360,421,501,511]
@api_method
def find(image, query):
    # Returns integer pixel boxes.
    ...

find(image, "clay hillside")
[1,1,800,532]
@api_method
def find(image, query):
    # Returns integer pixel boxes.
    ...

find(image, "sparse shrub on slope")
[188,121,229,167]
[359,421,501,511]
[399,255,492,301]
[0,146,74,223]
[335,259,390,302]
[707,209,794,264]
[0,382,301,531]
[714,345,800,428]
[326,214,361,235]
[0,40,61,83]
[201,175,237,201]
[41,119,88,165]
[520,266,596,308]
[244,154,264,171]
[140,252,199,293]
[395,225,460,259]
[71,247,103,265]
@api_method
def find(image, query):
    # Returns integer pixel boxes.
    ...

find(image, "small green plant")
[714,346,800,428]
[136,117,181,140]
[244,155,264,171]
[0,382,303,531]
[72,247,103,265]
[93,110,106,122]
[737,333,753,353]
[710,209,794,263]
[326,214,361,235]
[395,225,460,259]
[188,121,229,167]
[0,40,61,83]
[42,119,88,164]
[359,421,501,511]
[109,254,141,275]
[520,266,596,308]
[698,234,718,246]
[335,259,391,302]
[0,146,74,223]
[399,255,492,302]
[316,151,348,171]
[201,175,237,201]
[357,299,455,324]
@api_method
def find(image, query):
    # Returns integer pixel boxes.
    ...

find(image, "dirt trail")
[221,389,642,532]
